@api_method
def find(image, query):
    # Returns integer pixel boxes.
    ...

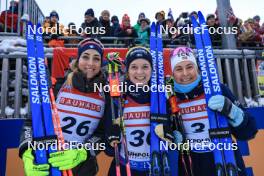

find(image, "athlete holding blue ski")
[105,46,178,176]
[168,46,257,176]
[20,37,112,176]
[106,47,153,176]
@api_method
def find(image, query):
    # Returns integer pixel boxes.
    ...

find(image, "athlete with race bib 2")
[169,46,257,176]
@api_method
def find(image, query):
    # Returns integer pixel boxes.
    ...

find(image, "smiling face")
[156,13,163,21]
[85,15,94,23]
[173,60,198,85]
[78,49,101,80]
[123,19,130,27]
[102,13,110,21]
[140,21,148,29]
[128,59,152,86]
[50,16,58,23]
[207,17,216,26]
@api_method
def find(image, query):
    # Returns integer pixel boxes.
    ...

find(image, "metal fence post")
[0,58,9,118]
[14,58,22,118]
[216,0,247,104]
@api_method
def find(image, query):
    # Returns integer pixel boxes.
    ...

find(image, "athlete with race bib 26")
[19,38,112,176]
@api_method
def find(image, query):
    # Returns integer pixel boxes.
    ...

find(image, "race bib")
[56,89,104,143]
[120,102,151,171]
[179,96,211,152]
[59,112,101,143]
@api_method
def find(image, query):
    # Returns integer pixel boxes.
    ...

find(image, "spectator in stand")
[99,10,112,37]
[43,11,65,37]
[155,10,165,26]
[136,18,150,46]
[171,12,192,45]
[238,19,254,45]
[206,13,221,46]
[163,17,177,45]
[115,14,138,47]
[133,12,146,34]
[0,0,20,33]
[248,18,262,45]
[238,18,263,47]
[253,15,264,36]
[190,11,198,20]
[189,11,198,45]
[253,15,261,29]
[42,16,50,43]
[261,22,264,35]
[80,8,101,38]
[110,15,120,36]
[224,8,240,36]
[43,16,50,28]
[43,10,65,47]
[65,22,80,44]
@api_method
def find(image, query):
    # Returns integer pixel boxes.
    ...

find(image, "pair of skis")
[107,52,131,176]
[191,12,238,176]
[149,22,172,176]
[26,22,72,176]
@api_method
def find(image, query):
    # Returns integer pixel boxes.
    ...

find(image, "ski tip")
[198,11,205,21]
[151,22,156,28]
[27,21,33,26]
[190,15,196,22]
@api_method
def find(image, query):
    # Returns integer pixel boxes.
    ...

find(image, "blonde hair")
[101,10,110,17]
[65,59,79,87]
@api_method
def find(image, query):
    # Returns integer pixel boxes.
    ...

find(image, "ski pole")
[165,75,194,176]
[44,57,73,176]
[107,52,131,176]
[108,54,122,176]
[110,97,121,176]
[118,96,131,176]
[49,86,73,176]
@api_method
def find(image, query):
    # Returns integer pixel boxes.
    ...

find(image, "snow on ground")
[245,97,259,107]
[0,38,26,53]
[245,97,264,107]
[5,106,14,116]
[258,97,264,106]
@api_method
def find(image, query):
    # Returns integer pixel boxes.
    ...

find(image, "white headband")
[170,52,197,71]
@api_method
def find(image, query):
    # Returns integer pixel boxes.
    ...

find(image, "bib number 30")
[129,130,150,147]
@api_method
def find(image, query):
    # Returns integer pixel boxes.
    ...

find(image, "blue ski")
[191,11,238,176]
[26,22,61,176]
[150,22,175,176]
[156,24,171,176]
[35,23,61,176]
[150,22,161,176]
[26,21,47,165]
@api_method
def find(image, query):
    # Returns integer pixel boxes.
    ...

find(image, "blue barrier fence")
[0,107,263,175]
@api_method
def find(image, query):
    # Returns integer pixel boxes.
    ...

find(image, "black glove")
[107,124,121,147]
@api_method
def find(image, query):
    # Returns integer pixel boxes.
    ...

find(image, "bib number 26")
[62,116,91,136]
